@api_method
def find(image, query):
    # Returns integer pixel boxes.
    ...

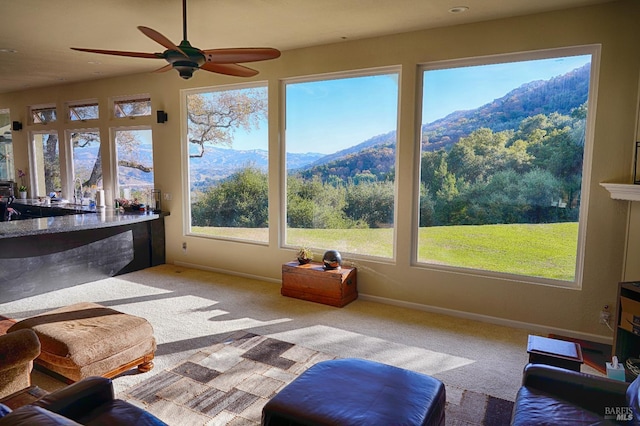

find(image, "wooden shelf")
[600,183,640,201]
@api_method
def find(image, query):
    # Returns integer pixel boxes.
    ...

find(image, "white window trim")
[65,128,101,201]
[280,65,402,262]
[412,44,602,289]
[110,124,153,203]
[111,94,152,119]
[66,99,99,122]
[180,81,270,244]
[28,129,59,197]
[29,103,57,125]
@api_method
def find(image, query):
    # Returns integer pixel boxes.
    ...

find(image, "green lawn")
[192,222,578,281]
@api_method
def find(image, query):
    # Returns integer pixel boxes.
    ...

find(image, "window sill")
[600,182,640,201]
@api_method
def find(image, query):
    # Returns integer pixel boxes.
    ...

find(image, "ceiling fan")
[71,0,281,79]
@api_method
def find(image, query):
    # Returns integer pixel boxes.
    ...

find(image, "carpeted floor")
[3,264,537,403]
[6,264,607,424]
[123,330,514,425]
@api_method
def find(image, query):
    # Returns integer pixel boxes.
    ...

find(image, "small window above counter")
[600,183,640,201]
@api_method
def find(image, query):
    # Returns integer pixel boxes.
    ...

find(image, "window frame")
[412,45,601,289]
[29,104,57,125]
[280,66,402,262]
[181,80,270,245]
[28,129,60,197]
[65,128,103,202]
[110,125,154,203]
[0,108,14,181]
[67,99,99,122]
[112,95,152,119]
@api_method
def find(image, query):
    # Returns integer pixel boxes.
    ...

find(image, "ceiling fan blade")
[71,47,161,59]
[153,64,173,73]
[200,62,259,77]
[203,48,281,64]
[138,26,187,57]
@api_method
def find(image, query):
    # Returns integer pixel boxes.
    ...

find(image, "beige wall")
[2,1,639,341]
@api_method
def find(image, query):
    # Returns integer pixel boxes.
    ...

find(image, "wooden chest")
[281,261,357,307]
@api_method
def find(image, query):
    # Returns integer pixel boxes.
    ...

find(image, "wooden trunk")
[281,261,357,307]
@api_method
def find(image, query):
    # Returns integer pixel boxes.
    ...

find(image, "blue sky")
[228,54,591,155]
[285,74,399,154]
[422,54,591,124]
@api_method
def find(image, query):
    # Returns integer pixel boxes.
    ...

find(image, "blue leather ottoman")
[262,358,446,426]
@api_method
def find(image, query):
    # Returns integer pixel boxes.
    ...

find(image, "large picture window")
[185,83,269,243]
[417,48,596,284]
[284,70,399,259]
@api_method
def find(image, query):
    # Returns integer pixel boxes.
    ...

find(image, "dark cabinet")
[613,281,640,381]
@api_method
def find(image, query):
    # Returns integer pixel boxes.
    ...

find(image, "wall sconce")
[634,141,640,184]
[11,121,22,131]
[156,110,168,124]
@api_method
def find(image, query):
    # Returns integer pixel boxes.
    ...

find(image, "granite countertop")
[0,202,165,239]
[10,198,98,214]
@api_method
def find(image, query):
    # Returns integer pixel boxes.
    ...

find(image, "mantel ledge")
[600,182,640,201]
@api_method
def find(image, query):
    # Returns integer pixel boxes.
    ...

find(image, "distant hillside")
[421,63,590,152]
[299,143,396,182]
[297,63,590,180]
[300,131,396,170]
[190,146,323,189]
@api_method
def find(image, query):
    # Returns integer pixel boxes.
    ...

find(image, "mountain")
[299,131,396,170]
[420,63,590,152]
[296,63,590,181]
[190,146,324,186]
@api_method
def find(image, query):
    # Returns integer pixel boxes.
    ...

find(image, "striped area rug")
[122,331,513,425]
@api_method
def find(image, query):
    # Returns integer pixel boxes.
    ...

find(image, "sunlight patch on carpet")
[123,331,507,426]
[265,324,475,375]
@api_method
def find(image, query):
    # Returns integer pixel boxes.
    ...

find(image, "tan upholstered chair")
[0,329,41,399]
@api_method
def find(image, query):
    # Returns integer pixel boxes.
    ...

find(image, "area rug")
[122,331,514,425]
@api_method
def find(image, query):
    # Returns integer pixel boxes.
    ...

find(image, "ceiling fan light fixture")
[173,62,198,79]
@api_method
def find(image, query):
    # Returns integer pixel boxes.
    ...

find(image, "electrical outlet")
[182,242,187,253]
[599,305,611,325]
[164,193,172,201]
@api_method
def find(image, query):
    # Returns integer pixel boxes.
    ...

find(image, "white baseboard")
[173,261,282,284]
[172,261,613,345]
[358,293,614,345]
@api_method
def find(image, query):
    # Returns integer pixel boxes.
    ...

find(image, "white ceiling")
[0,0,616,94]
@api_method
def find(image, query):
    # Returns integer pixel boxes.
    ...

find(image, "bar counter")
[0,202,167,303]
[0,205,163,238]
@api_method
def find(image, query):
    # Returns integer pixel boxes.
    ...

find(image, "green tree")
[447,128,515,184]
[187,89,267,158]
[344,181,394,228]
[420,149,448,196]
[192,166,268,227]
[519,168,563,223]
[287,175,353,228]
